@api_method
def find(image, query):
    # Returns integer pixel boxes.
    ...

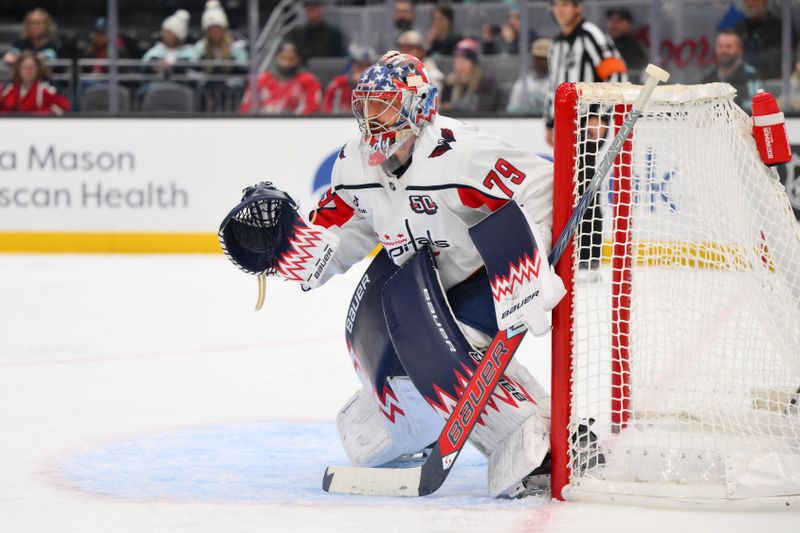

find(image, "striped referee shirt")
[544,19,628,128]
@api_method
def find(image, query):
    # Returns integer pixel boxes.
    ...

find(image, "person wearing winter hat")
[441,38,499,112]
[162,9,190,46]
[239,41,322,115]
[142,9,198,69]
[195,1,248,67]
[195,1,248,111]
[202,0,228,31]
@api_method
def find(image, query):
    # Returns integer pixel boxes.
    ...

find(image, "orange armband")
[595,57,627,81]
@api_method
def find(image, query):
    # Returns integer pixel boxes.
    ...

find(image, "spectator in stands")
[481,5,537,56]
[377,0,417,54]
[194,1,249,112]
[481,23,502,56]
[83,17,131,74]
[142,10,198,72]
[702,30,763,113]
[441,38,499,112]
[322,45,376,114]
[733,0,786,79]
[76,17,133,109]
[0,51,70,114]
[195,1,248,66]
[605,7,647,72]
[398,30,444,92]
[138,10,198,107]
[427,4,462,56]
[507,38,550,115]
[240,41,321,115]
[287,0,347,59]
[3,8,61,66]
[394,0,416,35]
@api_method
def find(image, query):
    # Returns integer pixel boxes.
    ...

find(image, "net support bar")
[611,103,633,433]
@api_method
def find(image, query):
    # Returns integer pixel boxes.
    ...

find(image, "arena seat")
[306,57,348,91]
[80,84,132,112]
[141,81,195,112]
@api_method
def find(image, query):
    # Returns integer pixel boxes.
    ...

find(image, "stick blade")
[322,464,425,497]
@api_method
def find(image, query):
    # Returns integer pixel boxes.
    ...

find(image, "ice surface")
[0,254,796,532]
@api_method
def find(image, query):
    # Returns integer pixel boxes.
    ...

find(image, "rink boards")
[1,116,800,253]
[0,117,545,252]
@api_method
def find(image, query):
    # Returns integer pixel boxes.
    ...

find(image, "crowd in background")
[0,0,798,115]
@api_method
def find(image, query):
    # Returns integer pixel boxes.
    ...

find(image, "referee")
[544,0,628,268]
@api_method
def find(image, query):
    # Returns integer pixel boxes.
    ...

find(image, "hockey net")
[551,81,800,508]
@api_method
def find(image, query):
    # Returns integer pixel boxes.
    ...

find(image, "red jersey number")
[482,158,526,198]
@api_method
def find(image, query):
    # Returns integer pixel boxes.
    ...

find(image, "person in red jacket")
[240,41,321,115]
[322,45,375,114]
[0,51,70,114]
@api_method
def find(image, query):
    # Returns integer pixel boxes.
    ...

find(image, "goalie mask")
[351,51,438,173]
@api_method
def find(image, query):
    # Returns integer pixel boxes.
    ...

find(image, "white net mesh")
[565,82,800,501]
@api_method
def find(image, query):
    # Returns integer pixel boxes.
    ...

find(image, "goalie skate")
[509,421,605,499]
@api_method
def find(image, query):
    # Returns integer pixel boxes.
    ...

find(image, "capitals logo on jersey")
[429,128,456,158]
[382,224,450,259]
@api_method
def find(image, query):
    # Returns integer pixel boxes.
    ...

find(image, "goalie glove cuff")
[472,204,565,337]
[495,211,566,336]
[279,220,340,291]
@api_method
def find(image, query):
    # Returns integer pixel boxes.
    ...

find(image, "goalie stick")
[322,64,671,497]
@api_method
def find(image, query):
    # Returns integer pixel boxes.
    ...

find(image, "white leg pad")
[466,357,551,456]
[336,377,443,467]
[456,319,553,496]
[487,410,550,497]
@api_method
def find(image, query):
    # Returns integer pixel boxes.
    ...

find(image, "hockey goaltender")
[219,51,593,498]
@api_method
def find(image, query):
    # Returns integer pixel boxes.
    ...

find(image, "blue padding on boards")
[467,200,539,284]
[382,247,481,411]
[345,248,406,390]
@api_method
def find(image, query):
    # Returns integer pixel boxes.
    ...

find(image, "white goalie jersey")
[309,114,555,290]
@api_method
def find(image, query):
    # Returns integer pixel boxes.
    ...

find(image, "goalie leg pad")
[338,249,443,466]
[336,378,444,467]
[382,247,549,457]
[345,249,406,389]
[488,405,550,497]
